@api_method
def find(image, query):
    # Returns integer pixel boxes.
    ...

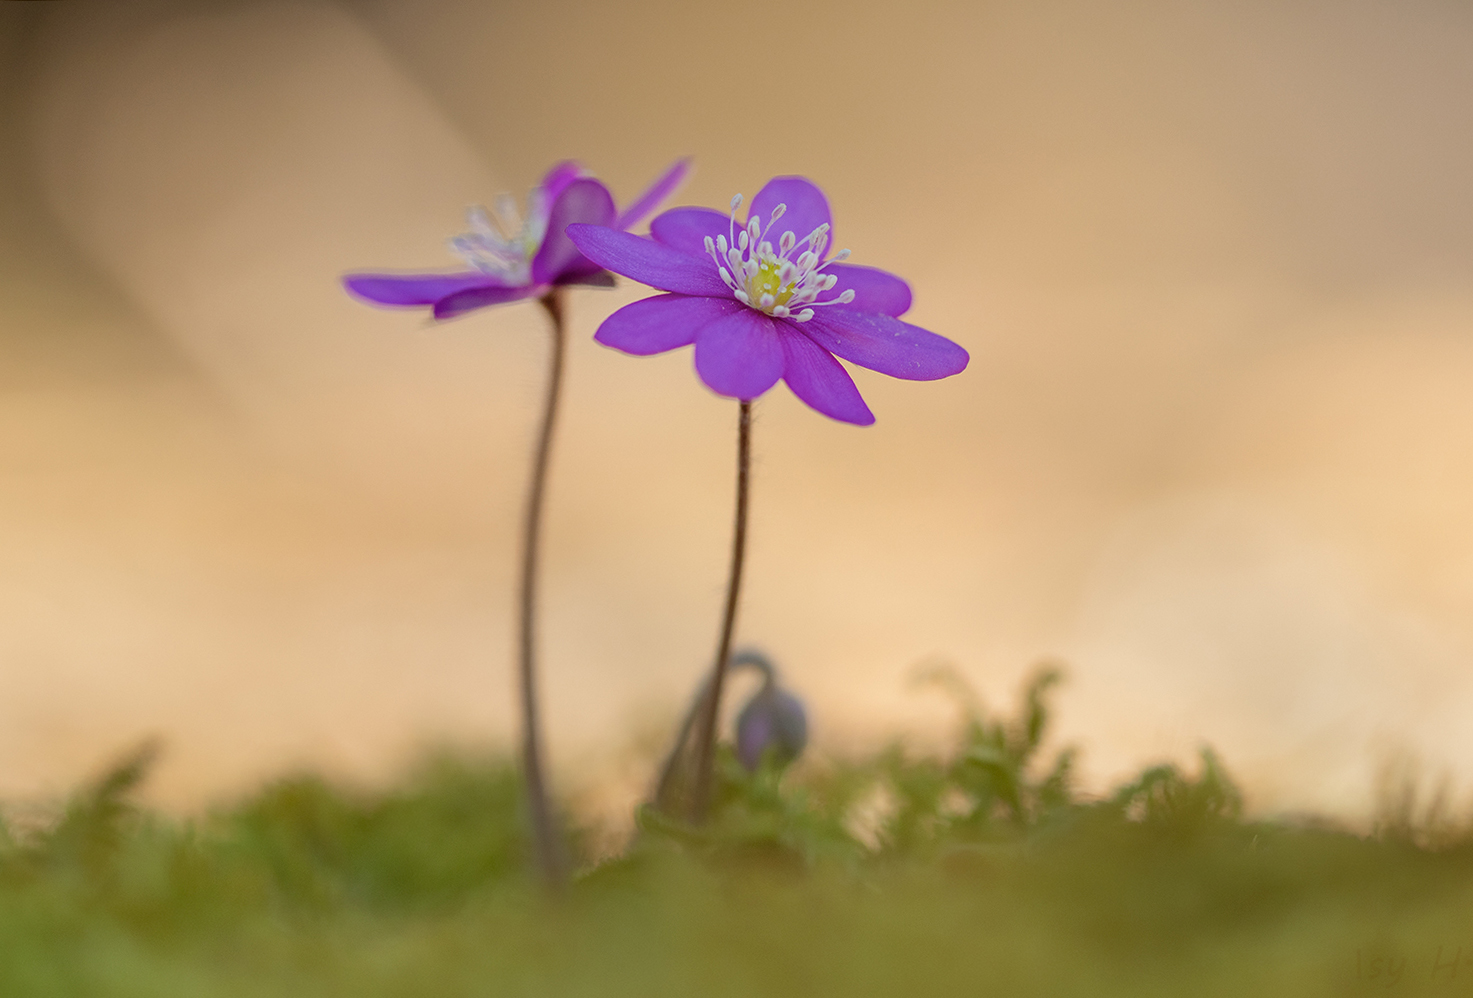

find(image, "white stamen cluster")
[449,189,550,283]
[703,194,854,322]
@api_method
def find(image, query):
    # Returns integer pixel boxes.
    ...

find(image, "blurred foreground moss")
[3,673,1473,996]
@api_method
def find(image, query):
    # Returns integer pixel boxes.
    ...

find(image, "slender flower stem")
[519,289,568,887]
[652,650,773,812]
[689,400,752,822]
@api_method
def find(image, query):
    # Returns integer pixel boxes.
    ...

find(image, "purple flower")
[343,158,690,320]
[565,176,968,425]
[735,681,808,771]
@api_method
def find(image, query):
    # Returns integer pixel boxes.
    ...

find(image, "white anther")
[709,190,867,320]
[452,195,540,282]
[495,193,520,226]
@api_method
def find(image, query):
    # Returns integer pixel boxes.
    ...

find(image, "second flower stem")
[689,399,752,823]
[520,289,568,887]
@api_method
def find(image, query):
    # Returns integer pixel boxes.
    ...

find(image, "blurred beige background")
[2,0,1472,824]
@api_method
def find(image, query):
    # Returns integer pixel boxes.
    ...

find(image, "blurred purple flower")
[565,176,968,425]
[343,158,690,320]
[735,681,808,771]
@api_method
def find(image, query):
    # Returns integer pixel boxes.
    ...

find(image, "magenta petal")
[749,177,833,249]
[532,178,617,285]
[595,293,742,356]
[566,224,733,297]
[343,271,508,307]
[779,326,875,425]
[540,161,584,202]
[819,264,912,317]
[650,207,732,258]
[432,283,539,320]
[694,309,784,400]
[614,157,692,231]
[801,309,969,381]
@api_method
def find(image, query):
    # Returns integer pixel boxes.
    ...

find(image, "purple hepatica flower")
[735,681,808,771]
[343,158,690,320]
[565,176,968,426]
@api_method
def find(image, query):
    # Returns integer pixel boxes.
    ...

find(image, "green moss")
[2,673,1472,996]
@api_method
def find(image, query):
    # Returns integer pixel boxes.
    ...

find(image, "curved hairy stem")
[519,290,569,886]
[687,400,752,822]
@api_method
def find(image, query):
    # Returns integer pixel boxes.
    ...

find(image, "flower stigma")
[703,194,854,322]
[449,188,550,284]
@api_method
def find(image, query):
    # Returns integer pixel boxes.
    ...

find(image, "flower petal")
[779,325,875,425]
[614,157,692,231]
[540,160,585,202]
[749,176,833,250]
[801,309,969,381]
[818,263,912,317]
[595,293,742,356]
[566,224,733,297]
[694,308,784,400]
[649,206,732,258]
[343,271,509,307]
[432,283,540,320]
[531,178,617,285]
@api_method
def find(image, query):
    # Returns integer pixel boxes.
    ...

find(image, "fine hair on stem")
[686,400,753,822]
[518,290,568,885]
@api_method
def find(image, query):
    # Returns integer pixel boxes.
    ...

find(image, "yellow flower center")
[750,259,797,307]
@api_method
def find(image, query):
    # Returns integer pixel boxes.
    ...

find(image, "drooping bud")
[735,682,808,771]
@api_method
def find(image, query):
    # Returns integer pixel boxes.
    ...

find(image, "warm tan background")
[2,0,1472,825]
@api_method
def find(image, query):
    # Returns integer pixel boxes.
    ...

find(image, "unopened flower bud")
[735,683,808,771]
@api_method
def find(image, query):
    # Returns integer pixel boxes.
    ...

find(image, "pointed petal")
[531,177,617,285]
[595,293,742,356]
[432,283,540,320]
[779,325,875,425]
[800,309,969,381]
[818,263,912,317]
[614,157,692,231]
[566,224,733,297]
[343,271,509,307]
[694,308,784,400]
[749,176,833,251]
[650,206,732,258]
